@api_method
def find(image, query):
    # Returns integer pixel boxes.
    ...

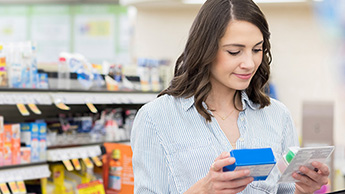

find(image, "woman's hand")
[293,161,330,194]
[185,152,253,194]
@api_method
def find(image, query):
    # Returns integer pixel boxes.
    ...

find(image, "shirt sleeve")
[131,105,171,194]
[277,108,299,193]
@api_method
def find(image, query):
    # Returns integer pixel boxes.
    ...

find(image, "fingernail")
[300,167,306,172]
[244,170,250,175]
[229,157,235,163]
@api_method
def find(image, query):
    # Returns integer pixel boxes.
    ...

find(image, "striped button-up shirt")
[131,91,298,194]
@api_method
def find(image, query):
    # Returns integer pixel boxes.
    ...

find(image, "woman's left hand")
[293,161,330,194]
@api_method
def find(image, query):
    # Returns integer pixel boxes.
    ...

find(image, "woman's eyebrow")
[222,40,264,48]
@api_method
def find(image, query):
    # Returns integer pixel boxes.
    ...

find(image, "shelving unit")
[0,89,158,185]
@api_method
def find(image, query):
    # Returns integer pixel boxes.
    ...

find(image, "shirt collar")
[181,90,260,112]
[241,90,260,110]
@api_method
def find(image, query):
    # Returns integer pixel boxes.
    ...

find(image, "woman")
[131,0,330,193]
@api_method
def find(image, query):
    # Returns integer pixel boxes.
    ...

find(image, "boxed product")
[223,148,276,181]
[5,124,21,164]
[20,123,39,162]
[0,116,4,166]
[37,122,47,161]
[3,124,12,165]
[20,147,31,164]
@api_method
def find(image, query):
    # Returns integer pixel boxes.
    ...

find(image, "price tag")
[8,182,19,194]
[86,102,98,113]
[82,157,94,169]
[77,180,105,194]
[63,160,74,171]
[0,183,10,194]
[16,104,30,116]
[72,158,81,170]
[91,156,103,167]
[54,99,70,110]
[28,103,42,115]
[16,181,26,194]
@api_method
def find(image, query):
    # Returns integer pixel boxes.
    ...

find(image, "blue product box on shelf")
[223,148,276,181]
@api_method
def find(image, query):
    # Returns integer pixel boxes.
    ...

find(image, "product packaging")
[223,148,276,181]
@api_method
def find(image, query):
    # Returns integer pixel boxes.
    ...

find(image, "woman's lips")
[234,73,252,80]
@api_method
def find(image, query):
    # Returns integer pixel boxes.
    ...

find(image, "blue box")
[223,148,276,181]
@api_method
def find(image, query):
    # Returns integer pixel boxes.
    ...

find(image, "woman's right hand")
[185,152,254,194]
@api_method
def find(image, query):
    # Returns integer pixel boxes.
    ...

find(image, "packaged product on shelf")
[3,124,13,165]
[7,43,23,88]
[124,109,137,139]
[20,147,31,164]
[103,143,134,194]
[20,123,40,162]
[37,70,49,89]
[37,122,47,161]
[21,41,32,88]
[137,58,150,92]
[5,124,21,165]
[30,42,38,88]
[0,44,8,87]
[150,59,161,92]
[0,116,3,166]
[58,53,71,90]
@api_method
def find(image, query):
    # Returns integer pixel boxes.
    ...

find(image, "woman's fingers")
[212,157,235,171]
[215,152,230,161]
[311,161,330,176]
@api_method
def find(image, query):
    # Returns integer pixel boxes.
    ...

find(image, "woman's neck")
[205,89,241,112]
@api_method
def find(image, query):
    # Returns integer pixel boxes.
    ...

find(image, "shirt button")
[239,138,244,142]
[240,117,244,122]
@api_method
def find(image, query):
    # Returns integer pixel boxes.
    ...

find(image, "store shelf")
[0,90,158,105]
[0,163,50,183]
[47,145,103,162]
[47,139,130,149]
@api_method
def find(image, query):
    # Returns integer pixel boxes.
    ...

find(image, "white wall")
[133,3,344,146]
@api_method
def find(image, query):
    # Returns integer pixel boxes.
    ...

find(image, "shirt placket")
[236,110,247,149]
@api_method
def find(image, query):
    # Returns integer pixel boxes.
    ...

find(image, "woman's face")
[210,20,263,92]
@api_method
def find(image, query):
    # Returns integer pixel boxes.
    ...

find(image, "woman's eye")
[253,48,263,53]
[227,51,240,55]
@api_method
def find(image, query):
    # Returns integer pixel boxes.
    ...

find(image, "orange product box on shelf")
[3,123,12,165]
[103,143,134,194]
[0,116,4,166]
[5,124,21,165]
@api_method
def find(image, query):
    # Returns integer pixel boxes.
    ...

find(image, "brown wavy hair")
[159,0,272,122]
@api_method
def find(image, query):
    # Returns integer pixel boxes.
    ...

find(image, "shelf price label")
[63,160,74,171]
[54,98,70,110]
[16,104,30,116]
[28,103,42,115]
[0,183,10,194]
[72,158,81,170]
[8,182,19,194]
[16,181,26,194]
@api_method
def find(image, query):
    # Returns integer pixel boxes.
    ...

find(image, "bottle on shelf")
[108,149,122,191]
[58,54,70,90]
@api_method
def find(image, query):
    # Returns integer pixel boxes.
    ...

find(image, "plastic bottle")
[108,149,122,191]
[58,56,70,90]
